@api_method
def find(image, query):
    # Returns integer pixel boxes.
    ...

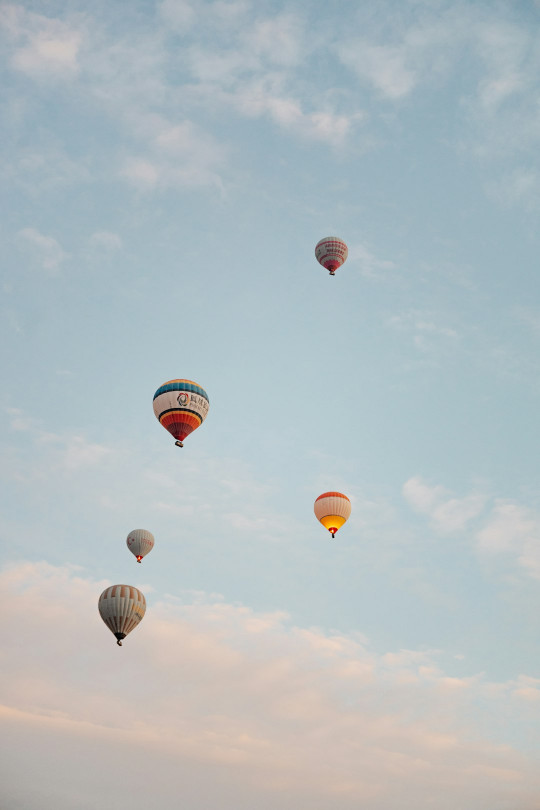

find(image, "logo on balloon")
[178,392,190,407]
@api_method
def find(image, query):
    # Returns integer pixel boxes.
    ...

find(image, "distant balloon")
[153,379,209,448]
[315,236,348,276]
[126,529,154,563]
[98,585,146,646]
[314,492,351,538]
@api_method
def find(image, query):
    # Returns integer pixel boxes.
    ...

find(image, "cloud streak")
[403,476,486,533]
[403,476,540,581]
[1,560,540,809]
[2,3,82,78]
[16,227,69,273]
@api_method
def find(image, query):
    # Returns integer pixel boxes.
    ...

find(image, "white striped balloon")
[315,236,348,275]
[314,491,351,538]
[98,584,146,646]
[126,529,155,563]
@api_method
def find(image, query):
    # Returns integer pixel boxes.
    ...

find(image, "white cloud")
[403,477,486,534]
[340,42,417,99]
[1,561,539,810]
[121,118,227,191]
[403,477,540,581]
[337,6,532,114]
[246,13,304,69]
[515,307,540,333]
[0,141,92,194]
[179,11,362,146]
[486,168,540,210]
[512,675,540,702]
[338,7,467,100]
[476,501,540,579]
[210,0,251,25]
[229,77,356,144]
[2,3,364,196]
[386,310,460,354]
[16,227,69,273]
[403,477,448,514]
[335,4,540,185]
[349,242,396,278]
[158,0,197,32]
[6,409,111,472]
[121,158,160,187]
[6,407,37,433]
[474,21,529,113]
[89,231,123,251]
[13,29,81,76]
[2,4,82,78]
[61,435,112,470]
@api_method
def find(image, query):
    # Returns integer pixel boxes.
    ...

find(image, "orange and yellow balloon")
[314,491,351,538]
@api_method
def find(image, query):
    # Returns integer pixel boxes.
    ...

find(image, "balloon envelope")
[126,529,154,563]
[315,237,348,275]
[314,491,351,537]
[98,584,146,646]
[153,379,209,446]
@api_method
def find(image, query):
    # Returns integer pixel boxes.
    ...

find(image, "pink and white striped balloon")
[315,236,348,275]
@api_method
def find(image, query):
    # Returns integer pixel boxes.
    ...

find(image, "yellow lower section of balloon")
[320,515,347,532]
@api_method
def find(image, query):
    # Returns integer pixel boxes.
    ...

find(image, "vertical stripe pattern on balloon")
[98,585,146,642]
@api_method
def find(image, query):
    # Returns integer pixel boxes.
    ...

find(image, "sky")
[2,0,540,807]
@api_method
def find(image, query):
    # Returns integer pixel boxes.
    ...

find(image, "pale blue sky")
[2,1,540,808]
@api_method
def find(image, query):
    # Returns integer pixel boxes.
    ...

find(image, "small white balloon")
[126,529,155,563]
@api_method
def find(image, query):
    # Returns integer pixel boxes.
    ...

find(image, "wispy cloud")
[175,10,363,146]
[121,118,227,191]
[476,501,540,580]
[335,2,540,189]
[16,227,69,273]
[1,561,539,809]
[338,6,467,100]
[403,476,487,533]
[486,168,540,210]
[2,3,82,78]
[158,0,197,32]
[474,20,530,115]
[0,140,92,195]
[89,231,122,251]
[403,476,540,581]
[386,310,459,355]
[6,408,111,472]
[348,242,396,278]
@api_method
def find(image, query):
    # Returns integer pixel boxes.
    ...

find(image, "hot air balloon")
[126,529,154,563]
[314,491,351,538]
[98,585,146,646]
[315,236,348,276]
[153,379,209,448]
